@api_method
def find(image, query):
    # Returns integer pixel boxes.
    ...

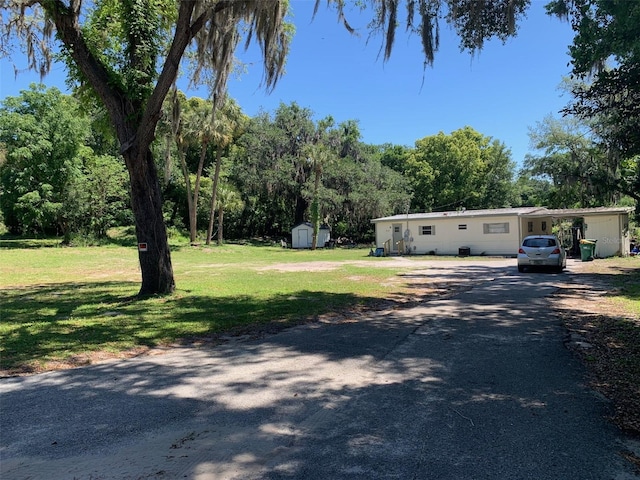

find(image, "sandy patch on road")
[255,257,513,272]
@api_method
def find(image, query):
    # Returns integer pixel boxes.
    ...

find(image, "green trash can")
[579,239,597,261]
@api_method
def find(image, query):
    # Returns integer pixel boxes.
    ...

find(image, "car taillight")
[518,248,525,254]
[551,248,561,254]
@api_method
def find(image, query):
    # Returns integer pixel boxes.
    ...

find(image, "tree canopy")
[402,127,516,212]
[546,0,640,215]
[0,85,130,238]
[2,87,634,248]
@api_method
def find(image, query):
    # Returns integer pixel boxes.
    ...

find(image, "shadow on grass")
[0,237,64,249]
[609,266,640,303]
[0,234,138,249]
[0,281,373,374]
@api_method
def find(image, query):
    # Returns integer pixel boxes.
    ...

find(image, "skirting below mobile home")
[372,207,632,257]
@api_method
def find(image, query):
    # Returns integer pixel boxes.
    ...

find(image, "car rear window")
[523,238,557,248]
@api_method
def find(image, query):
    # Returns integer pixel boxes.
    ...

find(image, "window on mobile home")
[483,222,509,234]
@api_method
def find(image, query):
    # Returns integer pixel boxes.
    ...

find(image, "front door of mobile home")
[392,223,403,253]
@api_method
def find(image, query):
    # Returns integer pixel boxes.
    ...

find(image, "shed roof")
[292,222,331,230]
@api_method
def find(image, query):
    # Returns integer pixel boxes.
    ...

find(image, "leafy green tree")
[322,143,411,242]
[274,102,317,225]
[225,103,411,242]
[404,143,436,212]
[379,144,411,175]
[229,102,317,237]
[170,89,197,242]
[547,0,640,157]
[214,182,244,245]
[432,127,488,210]
[526,114,622,208]
[405,127,515,212]
[188,96,216,244]
[303,143,336,249]
[513,171,554,207]
[73,152,131,239]
[13,187,62,235]
[477,139,518,208]
[170,93,218,244]
[0,85,88,235]
[546,0,640,217]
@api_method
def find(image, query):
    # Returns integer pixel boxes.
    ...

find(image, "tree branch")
[137,1,232,152]
[40,0,129,140]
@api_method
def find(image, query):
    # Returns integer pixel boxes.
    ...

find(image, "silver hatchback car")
[517,235,566,273]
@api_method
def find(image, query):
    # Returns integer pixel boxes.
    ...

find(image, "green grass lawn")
[0,238,419,374]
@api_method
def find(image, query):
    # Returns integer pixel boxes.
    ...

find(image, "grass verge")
[556,257,640,438]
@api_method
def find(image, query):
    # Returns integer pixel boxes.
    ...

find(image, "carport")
[520,207,632,258]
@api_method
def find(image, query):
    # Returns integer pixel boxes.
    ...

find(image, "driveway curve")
[1,259,637,479]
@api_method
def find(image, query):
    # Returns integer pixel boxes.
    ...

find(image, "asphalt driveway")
[1,259,638,479]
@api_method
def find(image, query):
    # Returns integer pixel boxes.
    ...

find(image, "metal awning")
[520,207,633,218]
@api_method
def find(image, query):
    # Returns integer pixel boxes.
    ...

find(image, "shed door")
[392,223,403,253]
[298,229,309,248]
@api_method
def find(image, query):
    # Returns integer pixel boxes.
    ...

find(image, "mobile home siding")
[583,214,626,257]
[409,215,520,256]
[375,214,521,256]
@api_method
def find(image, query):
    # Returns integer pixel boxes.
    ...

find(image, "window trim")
[419,225,435,235]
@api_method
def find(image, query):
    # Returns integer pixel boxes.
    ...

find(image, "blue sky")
[0,1,575,167]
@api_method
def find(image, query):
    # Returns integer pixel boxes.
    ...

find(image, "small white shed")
[292,222,331,249]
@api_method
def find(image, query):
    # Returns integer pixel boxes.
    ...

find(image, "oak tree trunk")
[43,0,199,296]
[123,147,175,296]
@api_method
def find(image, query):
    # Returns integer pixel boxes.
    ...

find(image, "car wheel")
[518,266,525,273]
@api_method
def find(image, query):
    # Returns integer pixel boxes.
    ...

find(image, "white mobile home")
[291,222,331,249]
[372,207,632,257]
